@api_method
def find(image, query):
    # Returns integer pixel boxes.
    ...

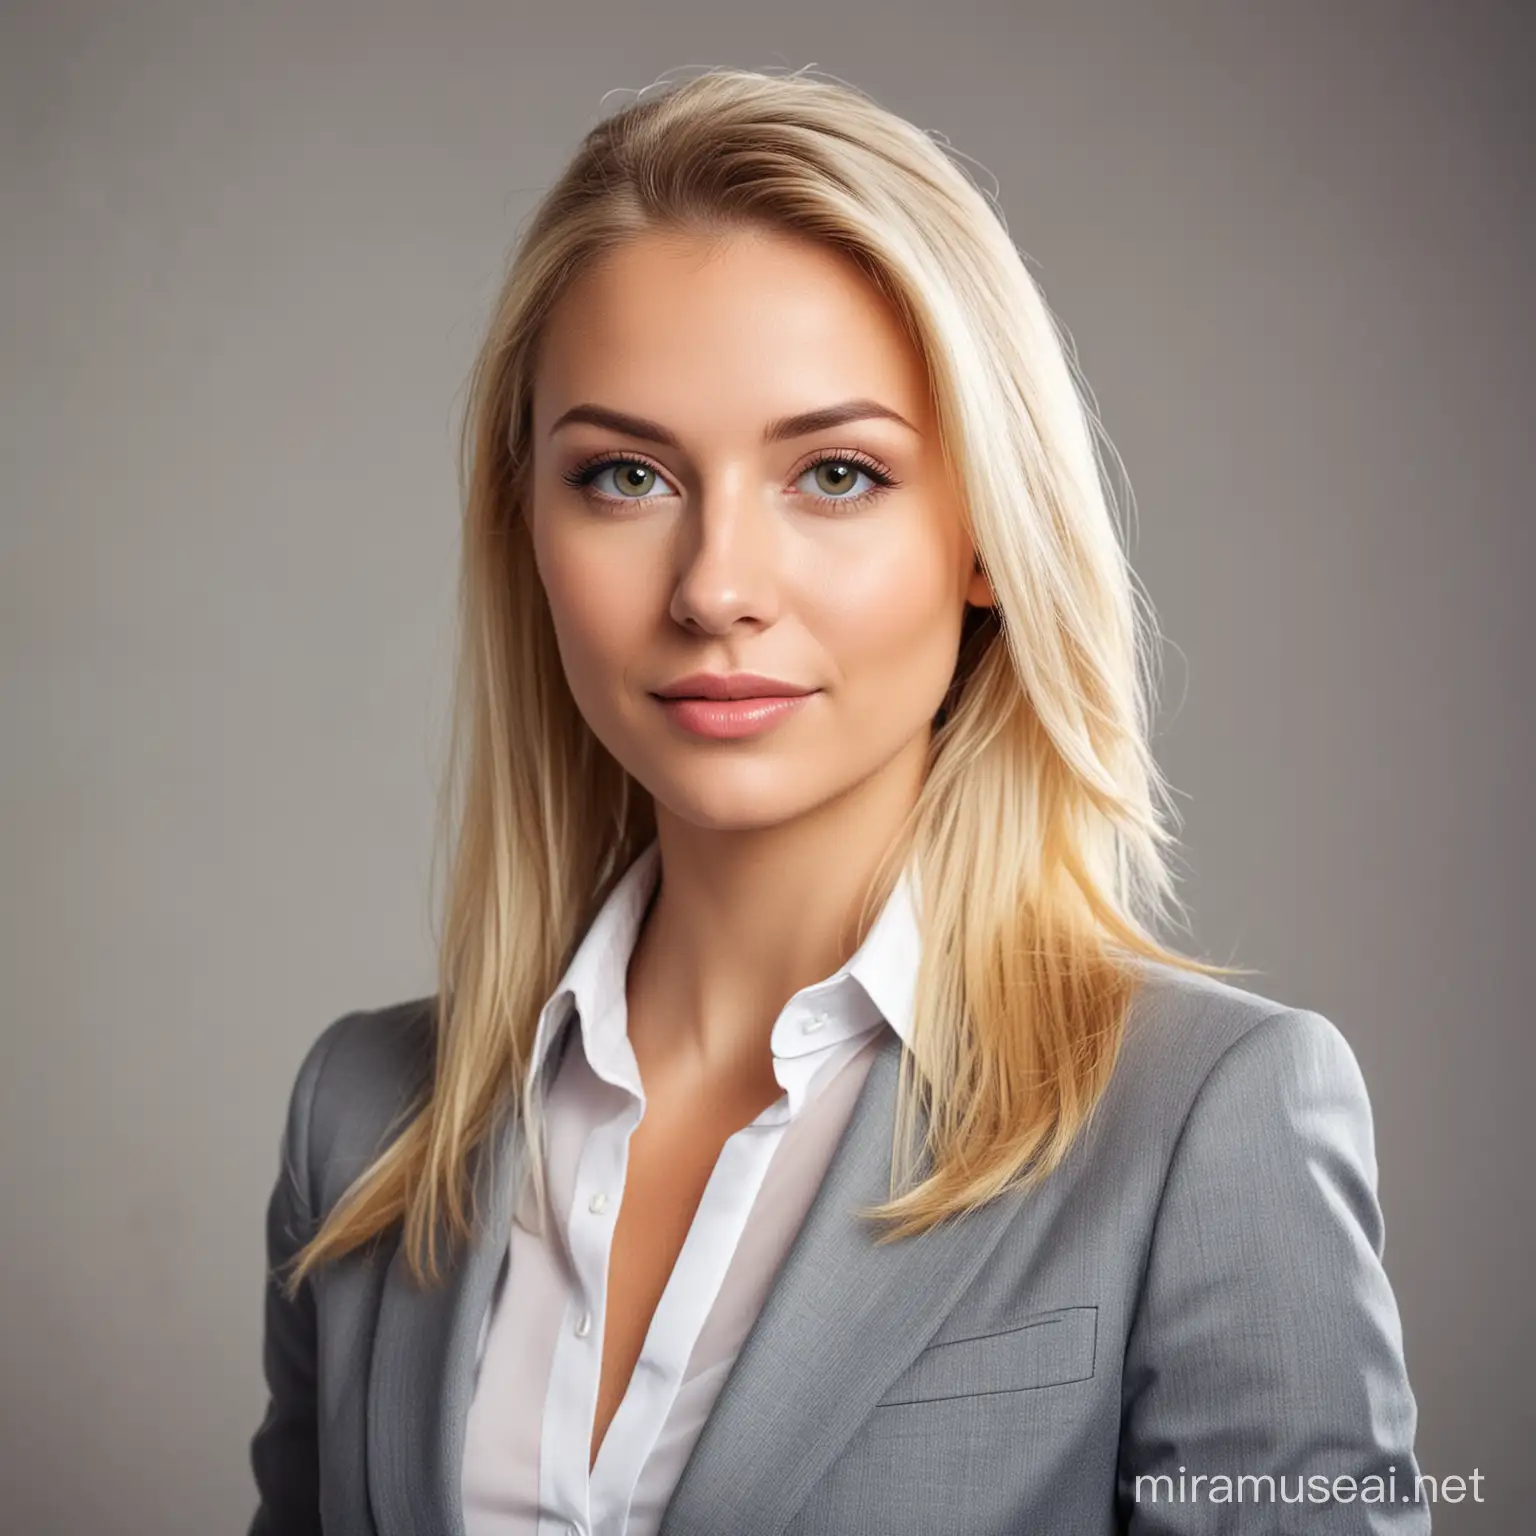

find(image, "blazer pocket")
[875,1305,1098,1406]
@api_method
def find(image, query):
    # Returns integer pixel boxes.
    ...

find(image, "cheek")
[816,539,963,695]
[537,534,644,670]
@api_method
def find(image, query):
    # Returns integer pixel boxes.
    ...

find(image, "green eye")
[811,461,860,496]
[563,457,672,500]
[607,462,657,497]
[562,449,898,508]
[795,452,896,505]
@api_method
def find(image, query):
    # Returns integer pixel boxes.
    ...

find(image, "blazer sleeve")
[248,1021,347,1536]
[1117,1008,1430,1534]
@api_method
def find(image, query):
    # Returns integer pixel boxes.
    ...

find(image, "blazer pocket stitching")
[874,1305,1098,1407]
[922,1305,1089,1352]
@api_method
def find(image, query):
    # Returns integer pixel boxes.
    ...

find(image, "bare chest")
[587,1072,783,1472]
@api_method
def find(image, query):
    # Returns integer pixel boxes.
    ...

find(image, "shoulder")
[1094,960,1377,1192]
[1105,961,1379,1226]
[278,995,437,1218]
[1118,959,1368,1108]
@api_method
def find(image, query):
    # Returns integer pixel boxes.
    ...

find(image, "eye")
[793,451,898,506]
[560,448,899,509]
[562,455,676,503]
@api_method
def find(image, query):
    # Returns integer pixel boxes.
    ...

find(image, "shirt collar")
[528,839,662,1095]
[525,837,921,1090]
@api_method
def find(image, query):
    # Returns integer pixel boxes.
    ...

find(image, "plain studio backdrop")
[2,2,1530,1530]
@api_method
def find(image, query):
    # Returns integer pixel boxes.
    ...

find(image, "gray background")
[3,1,1530,1529]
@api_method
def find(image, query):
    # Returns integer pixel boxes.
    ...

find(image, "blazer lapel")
[366,1106,524,1536]
[658,1031,1029,1536]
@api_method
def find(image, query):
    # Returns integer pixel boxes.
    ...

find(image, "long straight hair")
[285,66,1248,1294]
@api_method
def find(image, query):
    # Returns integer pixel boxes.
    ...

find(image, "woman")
[249,68,1427,1536]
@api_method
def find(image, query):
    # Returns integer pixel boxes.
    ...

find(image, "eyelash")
[560,448,900,509]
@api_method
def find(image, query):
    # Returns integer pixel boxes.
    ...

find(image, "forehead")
[532,226,932,436]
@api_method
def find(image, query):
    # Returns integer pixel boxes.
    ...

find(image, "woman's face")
[528,225,992,834]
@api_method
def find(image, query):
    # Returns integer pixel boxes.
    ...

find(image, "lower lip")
[653,693,816,739]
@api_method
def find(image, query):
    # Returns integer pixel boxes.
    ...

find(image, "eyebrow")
[546,397,918,446]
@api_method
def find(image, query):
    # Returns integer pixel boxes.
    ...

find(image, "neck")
[625,732,927,1087]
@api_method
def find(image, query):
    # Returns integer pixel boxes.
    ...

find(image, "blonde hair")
[285,65,1247,1295]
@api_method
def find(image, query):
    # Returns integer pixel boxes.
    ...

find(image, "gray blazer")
[249,961,1428,1534]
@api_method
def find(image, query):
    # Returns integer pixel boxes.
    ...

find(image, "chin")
[642,768,835,841]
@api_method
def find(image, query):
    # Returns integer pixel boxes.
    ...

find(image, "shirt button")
[802,1011,829,1034]
[574,1311,592,1338]
[588,1191,610,1214]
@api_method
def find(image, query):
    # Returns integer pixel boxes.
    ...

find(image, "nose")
[667,470,784,634]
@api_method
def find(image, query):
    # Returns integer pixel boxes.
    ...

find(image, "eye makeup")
[559,447,902,509]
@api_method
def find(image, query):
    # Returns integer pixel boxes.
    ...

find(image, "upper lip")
[653,672,817,701]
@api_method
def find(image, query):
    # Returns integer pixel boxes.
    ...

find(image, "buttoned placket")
[464,838,923,1536]
[539,1068,641,1536]
[536,986,880,1536]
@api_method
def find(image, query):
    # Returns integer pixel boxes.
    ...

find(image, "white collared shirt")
[461,837,921,1536]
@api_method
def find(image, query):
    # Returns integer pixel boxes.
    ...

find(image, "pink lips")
[650,671,820,739]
